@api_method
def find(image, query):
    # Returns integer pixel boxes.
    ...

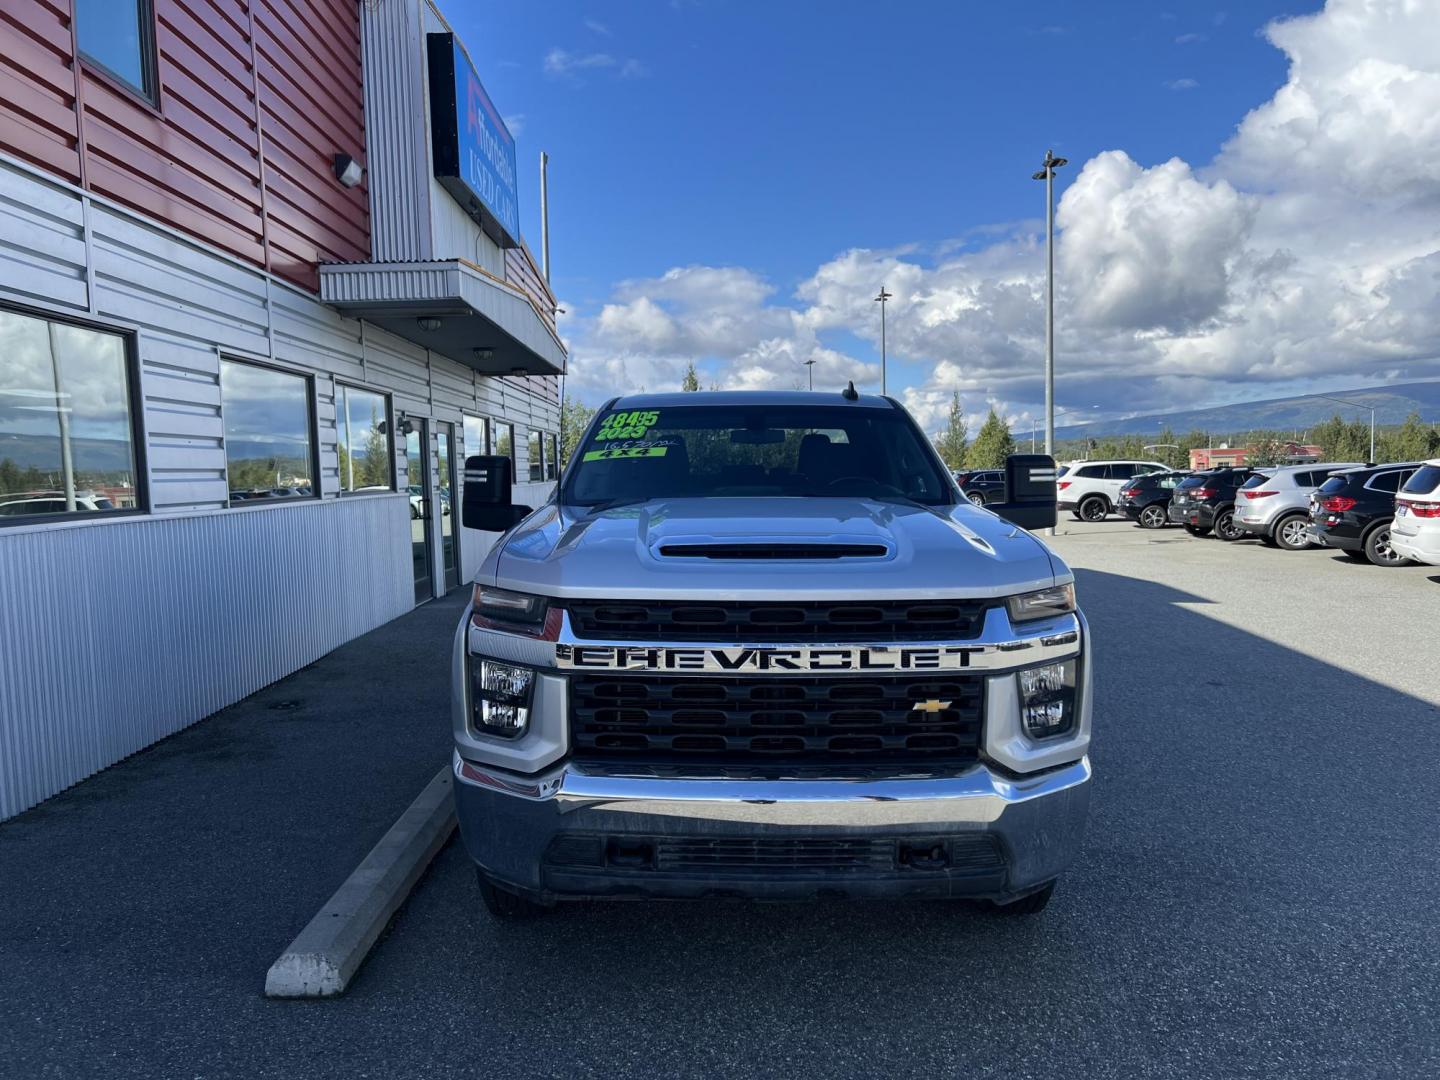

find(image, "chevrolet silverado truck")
[452,389,1090,917]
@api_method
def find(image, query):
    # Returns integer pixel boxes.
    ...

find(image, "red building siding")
[0,0,369,291]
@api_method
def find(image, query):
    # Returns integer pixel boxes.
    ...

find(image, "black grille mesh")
[569,673,983,765]
[566,598,991,643]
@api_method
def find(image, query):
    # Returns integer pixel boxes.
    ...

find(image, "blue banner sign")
[427,33,519,249]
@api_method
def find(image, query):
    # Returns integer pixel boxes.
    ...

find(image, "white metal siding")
[0,497,412,820]
[360,0,432,262]
[0,154,560,820]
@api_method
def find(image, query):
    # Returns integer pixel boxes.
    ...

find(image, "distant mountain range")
[1054,382,1440,440]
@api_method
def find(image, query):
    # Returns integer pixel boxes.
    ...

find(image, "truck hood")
[485,497,1065,600]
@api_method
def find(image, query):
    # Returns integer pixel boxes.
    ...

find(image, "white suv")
[1057,460,1169,522]
[1390,459,1440,567]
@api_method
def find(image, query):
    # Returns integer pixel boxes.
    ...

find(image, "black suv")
[1117,471,1190,529]
[1309,463,1421,566]
[954,469,1006,505]
[1167,468,1266,540]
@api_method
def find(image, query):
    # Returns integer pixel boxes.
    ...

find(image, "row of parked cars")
[958,457,1440,568]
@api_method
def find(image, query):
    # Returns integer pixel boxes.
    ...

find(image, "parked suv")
[1167,468,1267,540]
[1057,460,1168,522]
[954,469,1006,505]
[1116,470,1189,529]
[1309,463,1421,566]
[1386,460,1440,567]
[1233,463,1365,550]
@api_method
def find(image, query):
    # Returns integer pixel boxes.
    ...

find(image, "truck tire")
[1273,513,1312,551]
[476,870,547,919]
[1364,523,1411,567]
[1077,496,1109,522]
[992,881,1055,915]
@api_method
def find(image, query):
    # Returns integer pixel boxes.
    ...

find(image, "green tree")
[1152,426,1185,469]
[965,408,1016,469]
[1310,414,1371,462]
[357,406,391,487]
[559,396,597,466]
[1246,436,1288,467]
[934,391,969,469]
[1380,411,1439,462]
[681,361,701,392]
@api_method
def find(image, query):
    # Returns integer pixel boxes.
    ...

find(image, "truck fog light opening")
[1018,659,1077,739]
[471,659,536,737]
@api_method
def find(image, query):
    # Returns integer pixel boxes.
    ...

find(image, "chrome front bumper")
[453,754,1092,903]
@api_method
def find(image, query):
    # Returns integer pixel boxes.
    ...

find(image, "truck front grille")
[569,673,984,766]
[565,598,992,643]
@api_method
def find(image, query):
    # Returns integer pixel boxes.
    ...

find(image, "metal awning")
[318,260,566,376]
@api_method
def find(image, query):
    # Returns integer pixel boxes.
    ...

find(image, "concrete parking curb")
[265,765,457,998]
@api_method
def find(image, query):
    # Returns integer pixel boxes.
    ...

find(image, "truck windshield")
[563,403,954,506]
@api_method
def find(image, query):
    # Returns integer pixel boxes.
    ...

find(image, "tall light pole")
[804,357,816,390]
[1032,150,1068,458]
[1314,394,1376,462]
[874,286,892,395]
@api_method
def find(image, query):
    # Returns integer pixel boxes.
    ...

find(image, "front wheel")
[991,881,1055,915]
[1078,496,1109,522]
[1364,524,1411,567]
[966,491,986,506]
[1138,504,1167,529]
[1273,514,1312,551]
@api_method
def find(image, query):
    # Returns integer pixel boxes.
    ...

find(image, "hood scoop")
[657,542,889,560]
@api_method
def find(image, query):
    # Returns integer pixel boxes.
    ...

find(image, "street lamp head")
[1051,156,1068,168]
[1031,170,1049,180]
[874,287,892,303]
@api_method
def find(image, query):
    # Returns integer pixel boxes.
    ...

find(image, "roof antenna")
[842,380,858,401]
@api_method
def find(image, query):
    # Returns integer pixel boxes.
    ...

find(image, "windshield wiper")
[575,495,650,513]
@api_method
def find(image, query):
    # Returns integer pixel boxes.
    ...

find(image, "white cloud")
[584,18,612,36]
[1167,77,1199,90]
[561,0,1440,434]
[544,47,648,81]
[1175,32,1208,43]
[503,114,525,136]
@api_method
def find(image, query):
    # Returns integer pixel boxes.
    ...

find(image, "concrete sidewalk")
[0,592,466,1076]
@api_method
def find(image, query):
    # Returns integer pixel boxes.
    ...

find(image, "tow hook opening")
[898,842,949,870]
[605,839,656,870]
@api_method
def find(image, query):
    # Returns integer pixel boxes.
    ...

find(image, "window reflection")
[528,430,543,482]
[75,0,153,99]
[221,359,314,504]
[0,309,137,520]
[463,414,490,459]
[337,386,393,493]
[545,434,558,481]
[495,422,514,466]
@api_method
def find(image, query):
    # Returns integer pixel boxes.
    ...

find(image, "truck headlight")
[471,585,560,639]
[1006,583,1076,623]
[470,658,536,737]
[1017,659,1078,739]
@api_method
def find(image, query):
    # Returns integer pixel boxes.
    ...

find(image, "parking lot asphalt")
[3,520,1438,1079]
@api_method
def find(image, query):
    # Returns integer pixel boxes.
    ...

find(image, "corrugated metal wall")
[0,498,412,820]
[0,154,559,819]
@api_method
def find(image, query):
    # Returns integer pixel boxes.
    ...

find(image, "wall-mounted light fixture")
[509,367,528,377]
[398,416,416,437]
[473,347,495,364]
[333,153,363,188]
[417,316,443,332]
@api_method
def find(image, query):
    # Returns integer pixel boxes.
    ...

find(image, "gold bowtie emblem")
[911,699,952,714]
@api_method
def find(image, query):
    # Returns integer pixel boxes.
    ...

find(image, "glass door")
[404,420,432,604]
[435,422,459,592]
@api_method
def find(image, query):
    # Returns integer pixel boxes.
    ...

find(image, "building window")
[0,308,141,522]
[337,385,393,493]
[463,414,490,459]
[528,429,543,482]
[75,0,157,103]
[495,422,514,469]
[545,433,558,480]
[220,359,315,504]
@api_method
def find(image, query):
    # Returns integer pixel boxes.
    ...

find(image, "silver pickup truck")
[451,390,1091,916]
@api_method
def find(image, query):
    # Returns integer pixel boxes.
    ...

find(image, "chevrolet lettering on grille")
[554,644,977,673]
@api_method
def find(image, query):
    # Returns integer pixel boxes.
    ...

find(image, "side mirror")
[987,454,1059,531]
[462,455,534,531]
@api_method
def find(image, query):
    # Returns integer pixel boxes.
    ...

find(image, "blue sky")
[444,1,1440,433]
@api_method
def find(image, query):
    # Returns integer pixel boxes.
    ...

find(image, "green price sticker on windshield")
[596,410,660,441]
[582,446,670,462]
